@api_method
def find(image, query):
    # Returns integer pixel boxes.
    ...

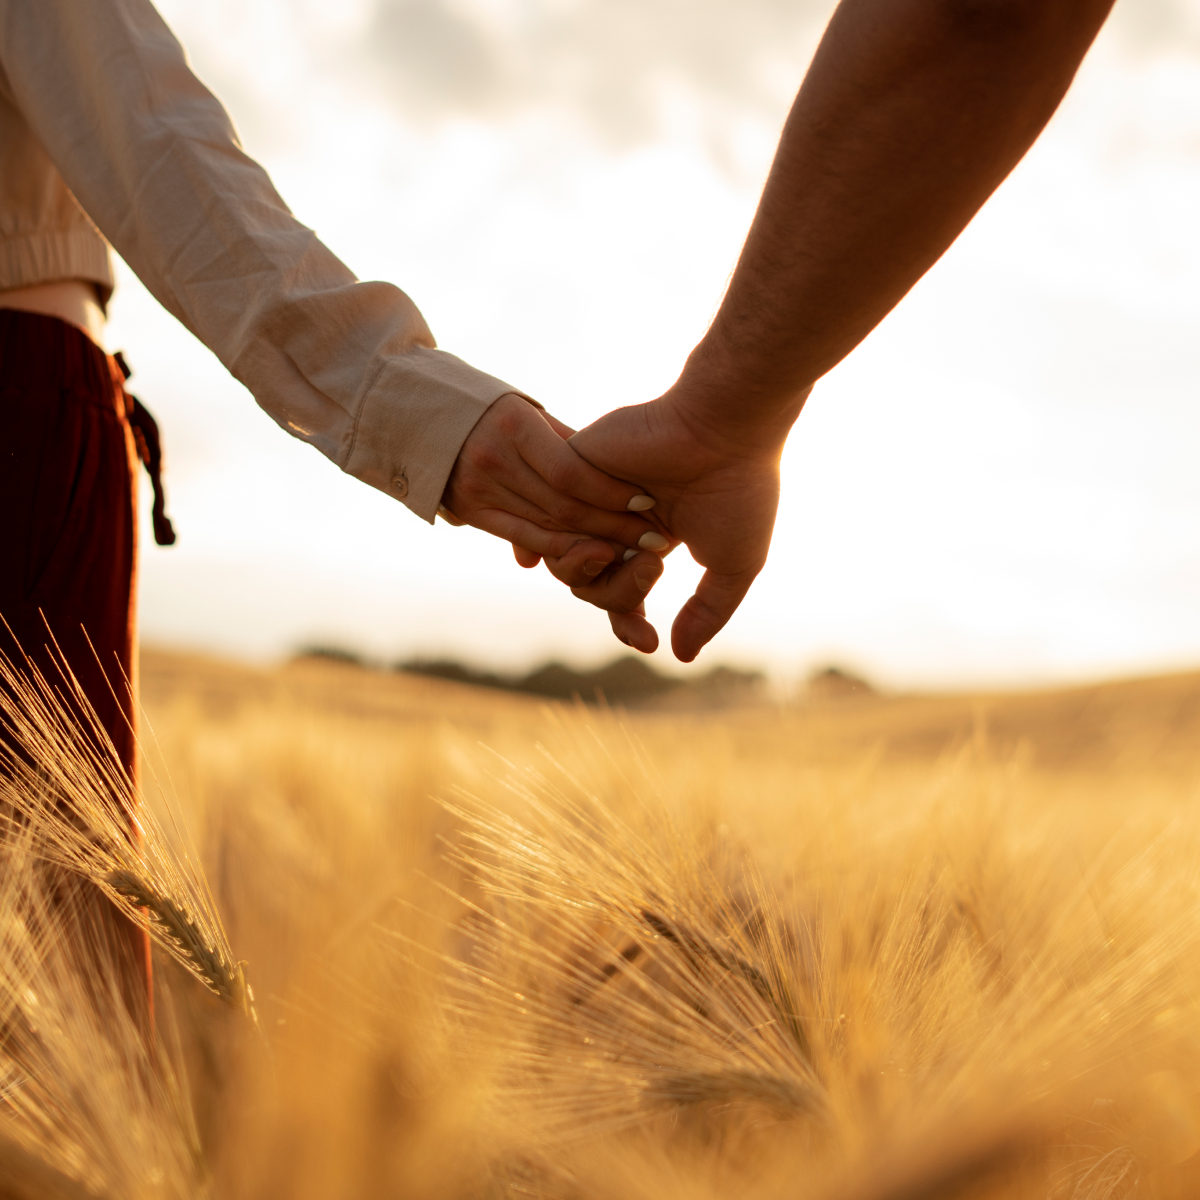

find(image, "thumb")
[609,605,660,655]
[541,411,578,440]
[670,568,757,663]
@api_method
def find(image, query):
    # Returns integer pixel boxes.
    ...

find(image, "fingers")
[610,607,659,654]
[551,539,621,586]
[512,530,617,583]
[542,546,665,655]
[454,452,661,550]
[444,395,666,552]
[469,507,623,564]
[555,550,665,656]
[506,522,629,585]
[567,549,664,613]
[540,411,577,440]
[517,418,660,526]
[518,467,666,548]
[670,568,758,664]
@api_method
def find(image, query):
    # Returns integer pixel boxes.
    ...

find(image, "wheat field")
[4,646,1200,1199]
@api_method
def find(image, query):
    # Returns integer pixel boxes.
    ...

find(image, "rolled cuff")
[342,345,540,523]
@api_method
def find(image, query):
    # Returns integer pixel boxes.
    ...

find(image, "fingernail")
[638,531,669,551]
[584,559,606,577]
[634,572,655,592]
[622,549,638,563]
[626,494,656,512]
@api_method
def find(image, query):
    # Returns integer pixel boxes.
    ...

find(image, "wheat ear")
[0,635,253,1019]
[105,868,253,1015]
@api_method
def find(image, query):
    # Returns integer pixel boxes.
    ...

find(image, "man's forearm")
[682,0,1116,446]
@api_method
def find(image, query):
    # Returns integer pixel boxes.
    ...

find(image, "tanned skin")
[560,0,1118,659]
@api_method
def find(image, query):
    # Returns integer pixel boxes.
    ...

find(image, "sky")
[108,0,1200,689]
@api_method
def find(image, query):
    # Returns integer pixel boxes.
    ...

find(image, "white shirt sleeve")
[0,0,530,521]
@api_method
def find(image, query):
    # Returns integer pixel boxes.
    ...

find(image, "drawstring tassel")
[112,351,177,547]
[128,398,176,547]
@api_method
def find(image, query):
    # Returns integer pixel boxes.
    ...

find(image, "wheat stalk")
[0,830,206,1199]
[0,637,253,1020]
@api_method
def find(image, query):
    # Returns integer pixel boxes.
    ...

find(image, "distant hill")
[806,665,876,701]
[155,646,1200,776]
[395,654,765,709]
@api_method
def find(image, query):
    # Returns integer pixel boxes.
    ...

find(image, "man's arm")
[570,0,1117,660]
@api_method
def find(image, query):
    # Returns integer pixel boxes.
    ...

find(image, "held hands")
[568,378,799,662]
[439,394,674,637]
[440,379,802,662]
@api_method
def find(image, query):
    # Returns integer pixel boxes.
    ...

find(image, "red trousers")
[0,309,139,776]
[0,309,151,1015]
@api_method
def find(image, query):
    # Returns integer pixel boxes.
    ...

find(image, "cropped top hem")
[0,229,114,302]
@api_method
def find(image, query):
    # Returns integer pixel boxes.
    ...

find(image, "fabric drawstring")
[111,351,176,547]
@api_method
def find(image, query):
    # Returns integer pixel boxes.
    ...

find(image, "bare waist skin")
[0,280,106,345]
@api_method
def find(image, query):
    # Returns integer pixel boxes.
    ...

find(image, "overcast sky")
[110,0,1200,688]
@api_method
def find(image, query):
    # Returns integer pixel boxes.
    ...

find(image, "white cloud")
[1108,0,1200,55]
[358,0,831,139]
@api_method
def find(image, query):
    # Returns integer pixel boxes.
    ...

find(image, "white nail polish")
[638,531,669,551]
[623,549,638,562]
[626,494,656,512]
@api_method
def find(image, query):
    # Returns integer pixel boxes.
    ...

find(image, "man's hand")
[441,394,668,587]
[568,376,805,662]
[449,0,1114,659]
[544,545,670,655]
[562,0,1115,660]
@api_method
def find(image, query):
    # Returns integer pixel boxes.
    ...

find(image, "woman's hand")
[440,394,669,587]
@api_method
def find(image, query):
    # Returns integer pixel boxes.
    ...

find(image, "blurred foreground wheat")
[3,648,1200,1199]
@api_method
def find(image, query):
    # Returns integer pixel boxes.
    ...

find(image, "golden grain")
[3,646,1200,1199]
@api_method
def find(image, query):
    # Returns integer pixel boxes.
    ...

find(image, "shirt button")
[391,474,408,498]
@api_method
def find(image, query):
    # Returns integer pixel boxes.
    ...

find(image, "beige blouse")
[0,0,530,522]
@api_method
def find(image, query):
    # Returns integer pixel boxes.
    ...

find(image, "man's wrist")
[669,336,811,459]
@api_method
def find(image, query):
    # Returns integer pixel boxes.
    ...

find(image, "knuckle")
[470,444,505,474]
[543,457,578,493]
[596,584,637,614]
[551,497,588,527]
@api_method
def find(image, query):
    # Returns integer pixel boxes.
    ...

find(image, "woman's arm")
[0,0,656,571]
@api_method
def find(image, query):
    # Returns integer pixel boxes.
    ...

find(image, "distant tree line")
[293,646,767,708]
